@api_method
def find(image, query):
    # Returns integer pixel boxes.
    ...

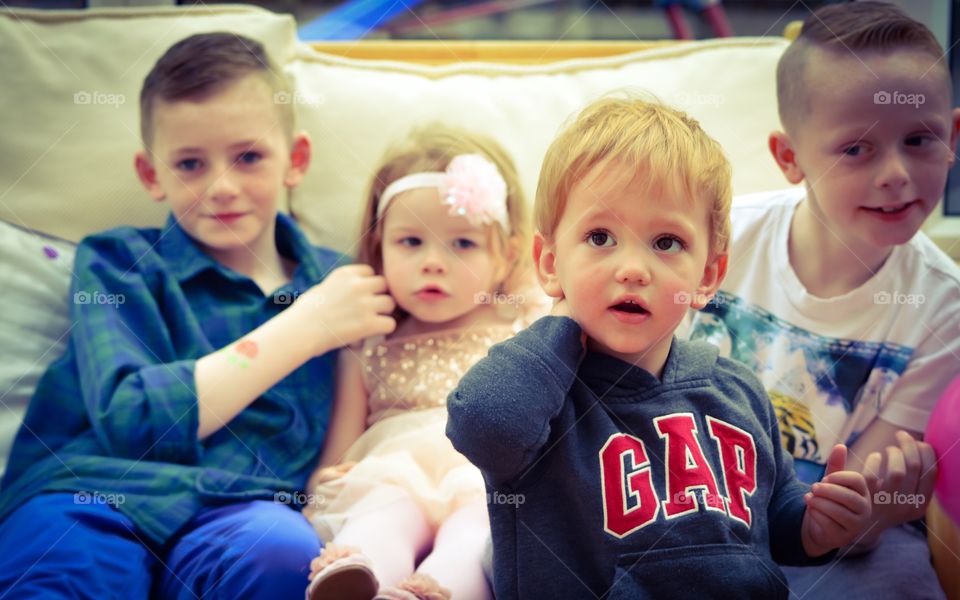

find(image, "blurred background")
[1,1,944,43]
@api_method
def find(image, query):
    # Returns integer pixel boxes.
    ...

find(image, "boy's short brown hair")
[777,1,947,133]
[140,32,293,148]
[535,96,732,258]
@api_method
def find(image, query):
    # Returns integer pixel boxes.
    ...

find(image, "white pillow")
[0,221,76,477]
[0,5,297,243]
[288,38,795,252]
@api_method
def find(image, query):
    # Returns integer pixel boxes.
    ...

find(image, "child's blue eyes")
[237,151,262,165]
[842,145,863,157]
[397,237,478,250]
[174,152,262,172]
[176,158,202,171]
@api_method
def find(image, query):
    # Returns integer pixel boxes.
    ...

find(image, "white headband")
[376,154,511,233]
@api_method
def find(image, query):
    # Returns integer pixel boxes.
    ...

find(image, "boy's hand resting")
[293,264,396,354]
[302,461,358,523]
[859,431,937,544]
[801,444,876,557]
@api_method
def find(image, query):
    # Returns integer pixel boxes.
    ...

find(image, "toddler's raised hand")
[801,444,875,557]
[292,264,396,354]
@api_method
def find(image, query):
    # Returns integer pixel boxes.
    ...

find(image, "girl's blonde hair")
[356,123,530,296]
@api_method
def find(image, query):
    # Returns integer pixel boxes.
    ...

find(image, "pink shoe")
[373,574,452,600]
[306,545,379,600]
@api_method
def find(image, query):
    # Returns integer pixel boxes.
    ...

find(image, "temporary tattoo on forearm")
[227,339,259,369]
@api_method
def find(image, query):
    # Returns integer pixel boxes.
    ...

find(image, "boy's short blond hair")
[776,1,947,134]
[535,96,732,258]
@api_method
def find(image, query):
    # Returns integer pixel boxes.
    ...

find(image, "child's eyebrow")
[579,205,697,236]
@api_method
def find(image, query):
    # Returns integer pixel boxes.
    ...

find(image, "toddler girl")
[305,124,535,600]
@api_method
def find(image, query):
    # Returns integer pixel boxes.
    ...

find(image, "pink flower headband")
[376,154,510,233]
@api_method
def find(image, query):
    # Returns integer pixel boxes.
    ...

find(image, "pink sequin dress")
[310,324,517,540]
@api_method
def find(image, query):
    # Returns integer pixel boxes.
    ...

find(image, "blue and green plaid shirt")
[0,213,344,545]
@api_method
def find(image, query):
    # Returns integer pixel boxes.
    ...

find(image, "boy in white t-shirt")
[688,2,959,598]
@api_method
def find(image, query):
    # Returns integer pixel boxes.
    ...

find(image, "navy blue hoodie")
[448,317,822,599]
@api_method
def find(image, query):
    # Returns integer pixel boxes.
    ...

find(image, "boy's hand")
[801,444,876,557]
[294,265,396,354]
[859,431,937,543]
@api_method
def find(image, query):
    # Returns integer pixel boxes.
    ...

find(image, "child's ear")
[769,131,805,185]
[284,131,312,188]
[691,252,728,310]
[947,107,960,165]
[134,151,166,202]
[533,232,563,298]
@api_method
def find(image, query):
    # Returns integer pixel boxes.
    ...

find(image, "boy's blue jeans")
[0,493,321,599]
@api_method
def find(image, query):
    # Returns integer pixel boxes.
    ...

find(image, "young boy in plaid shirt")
[0,33,395,598]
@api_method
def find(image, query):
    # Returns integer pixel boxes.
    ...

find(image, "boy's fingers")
[917,442,938,500]
[862,451,883,494]
[373,294,396,314]
[812,480,869,513]
[896,431,922,492]
[823,444,848,477]
[885,446,906,490]
[806,494,846,531]
[807,494,858,531]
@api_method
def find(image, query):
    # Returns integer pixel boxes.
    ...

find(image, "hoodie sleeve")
[446,316,583,487]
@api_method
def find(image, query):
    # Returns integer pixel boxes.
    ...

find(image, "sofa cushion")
[0,222,76,477]
[288,38,793,251]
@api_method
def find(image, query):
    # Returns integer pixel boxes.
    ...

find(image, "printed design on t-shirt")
[768,391,818,465]
[599,413,758,538]
[689,292,913,483]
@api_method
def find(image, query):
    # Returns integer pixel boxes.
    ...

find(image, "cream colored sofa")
[0,5,956,597]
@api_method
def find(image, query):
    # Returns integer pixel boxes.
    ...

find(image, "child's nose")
[420,245,447,274]
[207,164,241,202]
[877,150,910,191]
[615,252,652,285]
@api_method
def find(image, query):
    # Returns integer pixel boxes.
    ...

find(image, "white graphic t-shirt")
[688,188,960,483]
